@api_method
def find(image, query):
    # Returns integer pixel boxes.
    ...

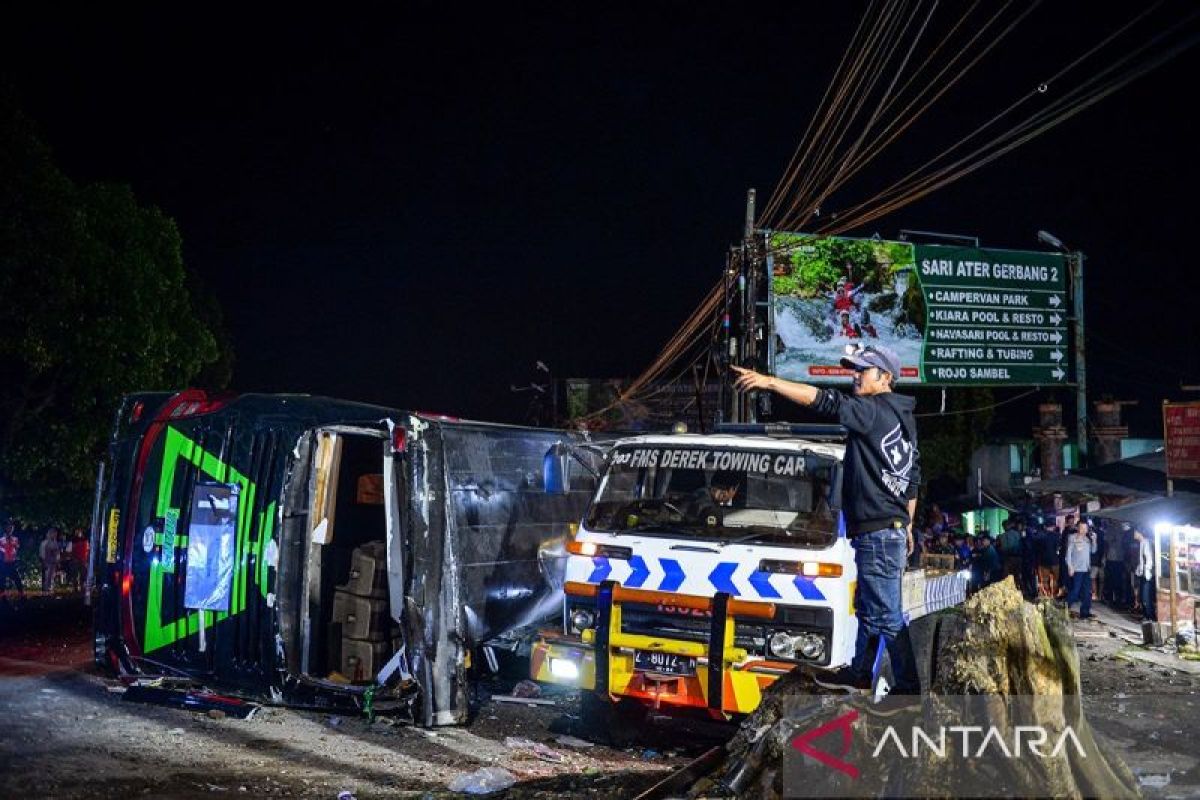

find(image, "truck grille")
[619,603,765,653]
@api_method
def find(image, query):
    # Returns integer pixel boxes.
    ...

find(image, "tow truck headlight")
[768,631,798,658]
[549,657,579,680]
[798,633,825,660]
[569,608,595,634]
[768,631,825,661]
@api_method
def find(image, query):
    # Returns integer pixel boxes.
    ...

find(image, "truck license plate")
[633,650,697,676]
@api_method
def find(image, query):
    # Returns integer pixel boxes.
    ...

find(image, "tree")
[915,386,995,501]
[0,94,227,523]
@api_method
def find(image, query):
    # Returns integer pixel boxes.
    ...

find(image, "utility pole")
[1039,231,1087,467]
[743,189,757,424]
[1071,250,1088,466]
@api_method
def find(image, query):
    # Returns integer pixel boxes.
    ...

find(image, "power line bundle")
[588,1,1199,424]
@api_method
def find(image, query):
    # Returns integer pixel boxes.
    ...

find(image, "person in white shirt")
[1065,522,1097,619]
[1132,528,1156,622]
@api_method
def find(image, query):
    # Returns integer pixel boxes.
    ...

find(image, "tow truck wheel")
[579,691,647,747]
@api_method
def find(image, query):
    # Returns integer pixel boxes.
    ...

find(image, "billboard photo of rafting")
[770,232,926,384]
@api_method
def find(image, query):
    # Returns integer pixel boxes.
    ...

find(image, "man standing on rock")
[733,343,921,704]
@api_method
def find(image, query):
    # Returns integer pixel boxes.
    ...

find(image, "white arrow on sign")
[1052,367,1066,381]
[1049,295,1062,308]
[1050,312,1063,325]
[1051,349,1064,363]
[1051,332,1063,344]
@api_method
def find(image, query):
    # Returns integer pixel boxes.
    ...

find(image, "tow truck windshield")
[584,444,838,547]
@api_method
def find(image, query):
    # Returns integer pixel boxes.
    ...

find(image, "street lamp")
[1037,230,1065,250]
[1037,230,1087,466]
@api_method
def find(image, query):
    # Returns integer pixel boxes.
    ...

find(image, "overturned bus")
[91,389,601,725]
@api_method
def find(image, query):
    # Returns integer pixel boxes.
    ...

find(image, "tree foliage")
[914,386,995,501]
[772,233,915,298]
[0,95,227,523]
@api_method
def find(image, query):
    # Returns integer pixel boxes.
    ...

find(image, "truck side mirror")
[543,444,570,495]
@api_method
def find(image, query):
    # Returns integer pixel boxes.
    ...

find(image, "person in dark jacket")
[970,533,1002,592]
[953,532,972,569]
[734,343,921,705]
[1035,520,1061,598]
[1019,516,1039,597]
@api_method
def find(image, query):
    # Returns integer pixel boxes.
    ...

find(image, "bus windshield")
[584,444,839,548]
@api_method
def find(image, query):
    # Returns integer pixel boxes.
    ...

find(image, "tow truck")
[532,423,967,724]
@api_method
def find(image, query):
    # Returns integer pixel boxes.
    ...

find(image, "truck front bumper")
[531,582,801,716]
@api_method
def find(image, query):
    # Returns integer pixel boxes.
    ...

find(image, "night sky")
[3,3,1197,435]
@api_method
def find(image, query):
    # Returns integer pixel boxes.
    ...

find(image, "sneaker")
[865,692,921,717]
[812,667,870,693]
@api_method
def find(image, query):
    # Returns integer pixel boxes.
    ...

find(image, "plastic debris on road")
[448,767,517,795]
[504,736,564,763]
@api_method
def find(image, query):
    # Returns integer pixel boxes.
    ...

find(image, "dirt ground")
[0,597,719,799]
[1,596,1197,799]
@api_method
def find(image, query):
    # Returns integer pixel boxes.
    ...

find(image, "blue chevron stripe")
[748,570,782,599]
[587,557,611,583]
[794,575,827,601]
[625,555,651,588]
[708,562,740,596]
[659,558,685,592]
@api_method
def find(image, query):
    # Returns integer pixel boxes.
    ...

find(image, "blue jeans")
[850,528,918,693]
[1066,571,1092,617]
[1139,577,1157,621]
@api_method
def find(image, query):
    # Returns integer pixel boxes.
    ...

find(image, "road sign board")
[768,234,1072,386]
[1164,401,1200,479]
[914,244,1068,385]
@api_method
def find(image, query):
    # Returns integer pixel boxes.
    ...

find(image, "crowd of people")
[912,504,1158,621]
[0,520,90,606]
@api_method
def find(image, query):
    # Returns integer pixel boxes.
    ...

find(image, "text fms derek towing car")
[91,389,600,725]
[532,424,966,722]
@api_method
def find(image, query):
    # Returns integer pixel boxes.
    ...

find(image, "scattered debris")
[447,766,517,795]
[207,709,226,720]
[553,734,595,749]
[491,695,555,706]
[1137,773,1171,789]
[122,686,260,719]
[168,728,185,736]
[337,791,357,800]
[326,716,343,728]
[511,679,542,698]
[504,736,564,763]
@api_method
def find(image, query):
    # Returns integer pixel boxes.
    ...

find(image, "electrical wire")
[820,2,1189,234]
[625,5,1199,420]
[915,388,1040,417]
[760,1,882,224]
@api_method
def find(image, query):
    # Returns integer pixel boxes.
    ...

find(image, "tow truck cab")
[532,425,859,717]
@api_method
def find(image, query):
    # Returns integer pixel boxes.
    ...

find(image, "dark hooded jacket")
[810,389,920,536]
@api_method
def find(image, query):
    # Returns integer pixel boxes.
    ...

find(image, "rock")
[207,709,226,720]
